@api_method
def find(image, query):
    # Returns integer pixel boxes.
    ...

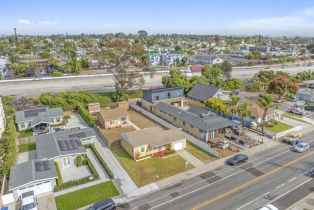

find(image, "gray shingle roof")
[9,160,57,191]
[15,107,63,125]
[187,84,220,102]
[154,102,235,132]
[35,128,95,160]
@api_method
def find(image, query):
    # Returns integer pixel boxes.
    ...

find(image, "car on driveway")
[21,191,37,210]
[87,198,116,210]
[293,142,310,153]
[258,204,279,210]
[226,154,248,166]
[304,105,314,111]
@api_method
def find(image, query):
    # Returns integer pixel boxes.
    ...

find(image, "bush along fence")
[0,120,17,178]
[84,144,114,179]
[76,103,96,127]
[53,156,99,192]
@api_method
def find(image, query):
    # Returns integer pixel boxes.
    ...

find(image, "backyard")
[127,109,164,129]
[55,181,119,210]
[266,121,292,133]
[18,142,36,153]
[100,126,136,145]
[111,146,194,186]
[185,142,217,163]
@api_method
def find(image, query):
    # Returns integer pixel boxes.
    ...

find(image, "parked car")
[282,131,302,145]
[20,191,37,210]
[87,198,116,210]
[293,142,310,153]
[257,204,279,210]
[219,139,229,149]
[289,105,305,115]
[304,105,314,111]
[226,154,248,166]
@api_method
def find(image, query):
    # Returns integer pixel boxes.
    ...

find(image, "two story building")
[187,84,230,103]
[141,87,186,112]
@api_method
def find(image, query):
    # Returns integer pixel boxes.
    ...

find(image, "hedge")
[76,103,95,127]
[54,156,99,192]
[85,144,114,179]
[0,120,17,177]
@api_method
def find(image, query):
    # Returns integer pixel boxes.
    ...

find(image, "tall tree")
[228,95,240,120]
[257,93,274,134]
[237,102,251,126]
[221,60,232,78]
[201,64,223,87]
[267,76,298,99]
[162,69,191,93]
[205,98,230,115]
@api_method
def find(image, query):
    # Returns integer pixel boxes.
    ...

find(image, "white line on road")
[288,177,297,182]
[236,192,270,210]
[276,184,285,189]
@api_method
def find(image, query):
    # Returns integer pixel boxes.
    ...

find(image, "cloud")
[38,20,58,25]
[17,19,32,25]
[302,7,314,16]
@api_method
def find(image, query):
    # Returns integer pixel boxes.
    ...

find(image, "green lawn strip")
[18,142,36,153]
[266,121,292,133]
[185,142,217,163]
[111,146,194,187]
[55,181,119,210]
[18,130,33,138]
[282,113,310,124]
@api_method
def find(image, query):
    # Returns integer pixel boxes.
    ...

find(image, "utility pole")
[13,28,18,44]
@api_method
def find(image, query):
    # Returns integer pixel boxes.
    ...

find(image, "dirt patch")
[212,147,237,158]
[127,109,164,129]
[100,126,136,144]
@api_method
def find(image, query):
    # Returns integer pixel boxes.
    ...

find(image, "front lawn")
[283,112,310,124]
[186,142,217,163]
[111,146,194,187]
[55,181,119,210]
[266,121,292,133]
[18,130,33,138]
[18,142,36,153]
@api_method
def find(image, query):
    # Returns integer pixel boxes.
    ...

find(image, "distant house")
[189,54,223,65]
[152,103,236,142]
[0,98,6,139]
[187,84,230,103]
[245,102,278,124]
[121,127,186,160]
[88,103,101,113]
[141,87,186,112]
[297,89,314,102]
[35,128,95,167]
[15,107,64,133]
[97,108,130,129]
[191,65,203,72]
[147,53,185,66]
[9,160,57,198]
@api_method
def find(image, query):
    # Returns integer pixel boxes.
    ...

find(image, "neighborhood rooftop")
[98,108,129,120]
[35,128,94,160]
[155,102,236,132]
[144,86,183,93]
[187,84,220,102]
[121,127,185,147]
[9,159,57,191]
[15,107,63,124]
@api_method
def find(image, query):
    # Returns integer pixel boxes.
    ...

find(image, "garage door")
[174,141,183,151]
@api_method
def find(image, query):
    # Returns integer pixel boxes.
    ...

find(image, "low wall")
[265,125,303,139]
[129,103,220,158]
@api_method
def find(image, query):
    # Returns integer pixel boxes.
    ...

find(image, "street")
[116,130,314,210]
[0,65,313,96]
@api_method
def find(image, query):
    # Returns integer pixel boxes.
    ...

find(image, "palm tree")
[228,95,240,120]
[257,93,274,134]
[237,102,251,126]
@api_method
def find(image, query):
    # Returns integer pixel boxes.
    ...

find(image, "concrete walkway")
[129,121,141,130]
[86,149,109,181]
[54,179,103,196]
[178,150,205,167]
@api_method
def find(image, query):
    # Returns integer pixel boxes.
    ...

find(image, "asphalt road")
[0,65,313,96]
[116,131,314,210]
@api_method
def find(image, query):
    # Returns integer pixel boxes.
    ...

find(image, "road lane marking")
[190,150,314,210]
[276,184,285,189]
[236,192,270,210]
[288,177,297,182]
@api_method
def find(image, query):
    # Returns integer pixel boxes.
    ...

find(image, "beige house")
[121,127,186,160]
[98,108,130,129]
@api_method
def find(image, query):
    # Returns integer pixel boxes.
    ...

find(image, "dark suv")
[87,199,116,210]
[226,154,248,166]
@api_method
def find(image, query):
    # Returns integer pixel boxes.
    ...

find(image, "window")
[174,117,176,121]
[20,123,26,128]
[140,146,146,152]
[110,120,115,125]
[199,129,204,133]
[121,116,127,121]
[62,157,71,167]
[167,92,171,98]
[56,117,61,123]
[154,94,159,101]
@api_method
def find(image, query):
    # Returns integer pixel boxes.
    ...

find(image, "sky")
[1,0,314,36]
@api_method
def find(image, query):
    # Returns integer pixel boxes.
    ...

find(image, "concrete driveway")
[37,193,57,210]
[17,150,37,164]
[63,114,88,129]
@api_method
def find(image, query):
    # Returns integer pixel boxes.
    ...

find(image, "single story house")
[141,87,186,112]
[121,127,186,160]
[88,103,101,113]
[297,89,314,102]
[245,102,278,124]
[97,108,130,129]
[15,107,64,133]
[187,84,230,103]
[35,128,95,168]
[9,160,57,199]
[152,103,236,142]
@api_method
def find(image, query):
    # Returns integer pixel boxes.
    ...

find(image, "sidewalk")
[287,192,314,210]
[178,150,205,167]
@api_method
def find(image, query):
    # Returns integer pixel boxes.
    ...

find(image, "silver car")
[293,142,310,153]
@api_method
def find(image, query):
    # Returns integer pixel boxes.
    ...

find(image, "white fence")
[264,125,303,139]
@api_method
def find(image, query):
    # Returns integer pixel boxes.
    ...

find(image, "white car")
[21,191,37,210]
[258,204,279,210]
[219,139,229,149]
[293,142,310,153]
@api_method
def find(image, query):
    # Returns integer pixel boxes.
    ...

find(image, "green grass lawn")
[283,112,310,124]
[55,181,119,210]
[185,142,217,163]
[18,130,33,138]
[18,142,36,153]
[111,146,194,187]
[266,121,292,133]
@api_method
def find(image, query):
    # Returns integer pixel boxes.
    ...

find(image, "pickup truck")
[282,132,302,145]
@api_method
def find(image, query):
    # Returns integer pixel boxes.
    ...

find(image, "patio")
[59,165,91,183]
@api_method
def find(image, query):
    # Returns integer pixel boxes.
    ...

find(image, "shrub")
[55,162,63,186]
[111,92,128,102]
[51,71,63,77]
[76,103,95,127]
